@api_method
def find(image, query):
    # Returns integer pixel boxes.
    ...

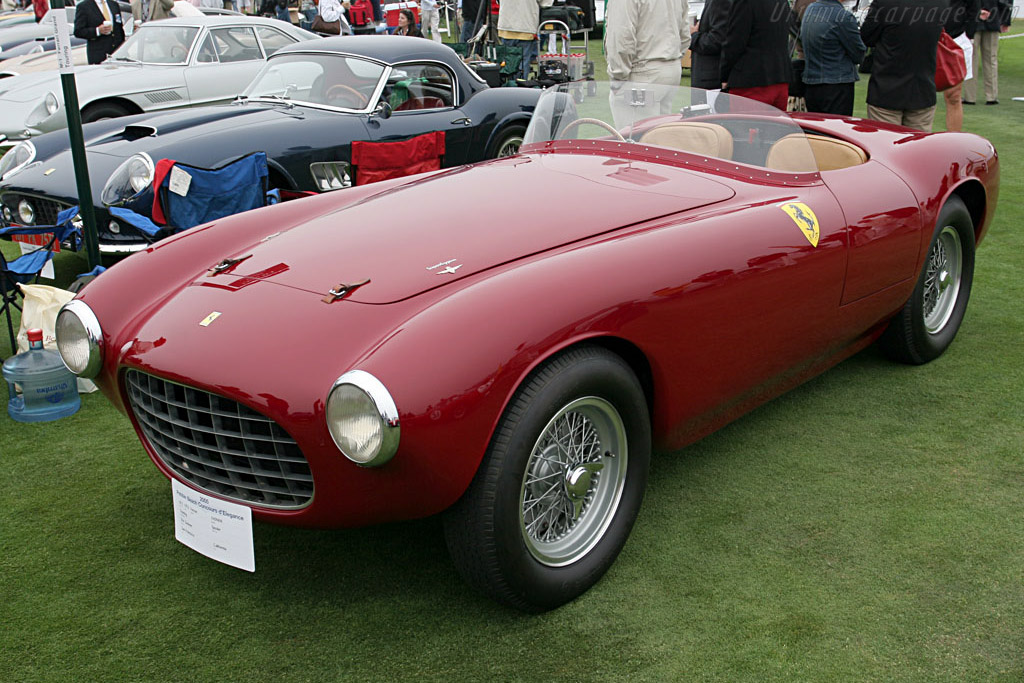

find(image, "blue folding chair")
[0,206,80,355]
[109,152,270,240]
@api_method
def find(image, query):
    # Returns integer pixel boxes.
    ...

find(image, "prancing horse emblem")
[779,201,820,248]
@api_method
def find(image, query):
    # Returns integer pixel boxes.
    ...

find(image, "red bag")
[935,30,967,92]
[348,0,372,26]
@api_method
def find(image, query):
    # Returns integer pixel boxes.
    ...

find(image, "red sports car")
[55,84,999,611]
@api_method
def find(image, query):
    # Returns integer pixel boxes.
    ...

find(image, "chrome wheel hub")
[520,397,627,567]
[923,226,963,334]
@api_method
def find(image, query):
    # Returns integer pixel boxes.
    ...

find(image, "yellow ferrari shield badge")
[779,202,820,248]
[199,311,222,327]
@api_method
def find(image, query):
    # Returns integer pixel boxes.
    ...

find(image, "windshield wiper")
[109,55,141,64]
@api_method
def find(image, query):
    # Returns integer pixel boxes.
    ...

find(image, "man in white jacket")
[498,0,554,80]
[605,0,690,125]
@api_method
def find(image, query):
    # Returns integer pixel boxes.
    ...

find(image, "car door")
[184,26,267,107]
[365,62,478,168]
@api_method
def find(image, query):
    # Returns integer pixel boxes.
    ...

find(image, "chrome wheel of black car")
[880,195,975,364]
[488,124,526,158]
[444,346,650,612]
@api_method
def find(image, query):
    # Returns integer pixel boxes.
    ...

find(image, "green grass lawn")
[2,31,1024,682]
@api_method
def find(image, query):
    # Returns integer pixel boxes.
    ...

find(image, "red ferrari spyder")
[55,83,999,611]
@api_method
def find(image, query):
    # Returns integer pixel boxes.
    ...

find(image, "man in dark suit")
[689,0,731,92]
[720,0,794,110]
[860,0,947,132]
[74,0,127,65]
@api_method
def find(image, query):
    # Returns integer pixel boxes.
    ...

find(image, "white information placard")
[52,9,75,74]
[172,479,255,572]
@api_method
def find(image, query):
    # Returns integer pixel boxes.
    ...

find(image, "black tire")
[879,195,975,364]
[81,102,132,124]
[486,124,526,159]
[444,345,651,612]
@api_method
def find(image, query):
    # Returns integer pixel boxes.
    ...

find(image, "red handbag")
[935,30,967,91]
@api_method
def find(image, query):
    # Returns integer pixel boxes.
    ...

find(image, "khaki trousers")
[866,104,936,133]
[963,31,999,102]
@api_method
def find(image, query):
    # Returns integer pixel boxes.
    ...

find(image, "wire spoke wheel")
[519,397,627,567]
[922,225,963,334]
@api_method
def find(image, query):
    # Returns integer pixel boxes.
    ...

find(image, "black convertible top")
[275,35,466,67]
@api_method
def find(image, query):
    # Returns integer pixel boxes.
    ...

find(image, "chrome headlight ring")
[25,91,60,127]
[55,300,104,378]
[0,140,36,181]
[101,152,154,207]
[326,370,400,467]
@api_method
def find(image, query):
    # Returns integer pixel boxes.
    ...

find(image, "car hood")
[197,153,736,305]
[84,103,317,158]
[0,62,180,103]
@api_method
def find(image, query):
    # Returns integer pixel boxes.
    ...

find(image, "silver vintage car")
[0,15,314,144]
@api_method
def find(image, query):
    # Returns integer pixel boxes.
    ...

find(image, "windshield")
[244,53,386,111]
[110,25,200,65]
[524,82,823,174]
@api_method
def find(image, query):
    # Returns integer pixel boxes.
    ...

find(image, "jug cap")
[27,329,43,344]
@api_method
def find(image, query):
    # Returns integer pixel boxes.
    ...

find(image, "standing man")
[498,0,554,81]
[461,0,483,43]
[689,0,729,93]
[605,0,690,122]
[964,0,1012,105]
[421,0,443,42]
[720,0,793,110]
[74,0,127,65]
[860,0,946,132]
[131,0,175,31]
[800,0,866,116]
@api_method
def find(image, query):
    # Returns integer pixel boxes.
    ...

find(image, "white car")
[0,15,314,144]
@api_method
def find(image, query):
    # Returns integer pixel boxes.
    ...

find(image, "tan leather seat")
[638,122,734,160]
[766,133,868,172]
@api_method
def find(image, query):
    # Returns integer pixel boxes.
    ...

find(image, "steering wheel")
[558,117,626,141]
[170,45,188,62]
[325,84,369,108]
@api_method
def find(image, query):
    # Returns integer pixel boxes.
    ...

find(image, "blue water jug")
[3,328,80,423]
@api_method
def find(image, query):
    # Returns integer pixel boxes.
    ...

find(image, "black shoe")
[986,100,999,105]
[962,100,976,105]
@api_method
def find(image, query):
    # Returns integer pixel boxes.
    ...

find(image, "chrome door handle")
[450,117,472,126]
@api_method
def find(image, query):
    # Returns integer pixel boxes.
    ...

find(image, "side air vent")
[310,162,352,191]
[145,90,184,104]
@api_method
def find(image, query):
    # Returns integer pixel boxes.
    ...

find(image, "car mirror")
[371,100,392,120]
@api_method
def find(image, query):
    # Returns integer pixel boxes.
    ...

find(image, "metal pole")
[50,0,102,271]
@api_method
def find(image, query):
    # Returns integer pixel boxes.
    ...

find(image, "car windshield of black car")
[245,53,385,111]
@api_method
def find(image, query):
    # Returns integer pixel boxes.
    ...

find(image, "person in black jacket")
[860,0,947,132]
[690,0,731,93]
[74,0,126,65]
[964,0,1012,104]
[942,0,979,131]
[719,0,793,110]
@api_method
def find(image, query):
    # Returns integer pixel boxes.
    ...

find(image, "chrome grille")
[125,370,313,509]
[0,192,70,228]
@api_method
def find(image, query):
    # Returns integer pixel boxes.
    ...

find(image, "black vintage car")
[0,36,539,253]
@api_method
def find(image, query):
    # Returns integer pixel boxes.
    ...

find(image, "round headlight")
[101,153,153,206]
[2,205,12,222]
[44,92,58,116]
[0,140,37,180]
[326,370,400,467]
[18,199,35,225]
[55,300,104,378]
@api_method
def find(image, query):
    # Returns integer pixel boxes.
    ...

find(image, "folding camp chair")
[109,152,271,240]
[0,206,80,356]
[350,131,446,185]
